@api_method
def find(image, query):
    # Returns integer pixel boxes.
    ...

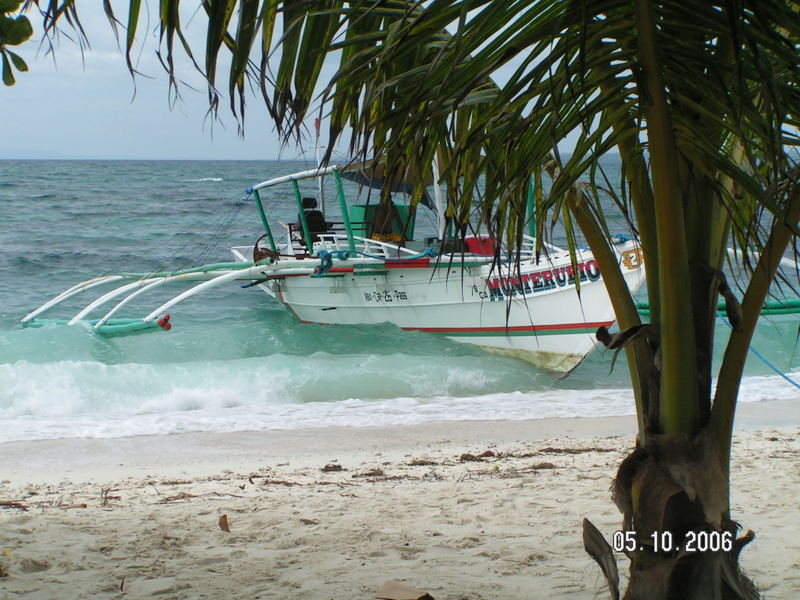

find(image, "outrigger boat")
[22,162,647,374]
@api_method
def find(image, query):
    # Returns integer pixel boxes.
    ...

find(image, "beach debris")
[159,492,197,504]
[0,500,28,511]
[458,453,481,462]
[352,468,385,478]
[321,463,344,472]
[577,474,607,481]
[218,514,231,532]
[529,462,557,470]
[458,450,497,462]
[259,479,300,487]
[19,558,51,573]
[299,518,319,526]
[504,451,538,459]
[0,564,8,578]
[100,487,121,507]
[317,480,357,488]
[375,580,434,600]
[538,446,617,454]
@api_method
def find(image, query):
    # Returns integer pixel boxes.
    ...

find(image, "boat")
[21,162,646,374]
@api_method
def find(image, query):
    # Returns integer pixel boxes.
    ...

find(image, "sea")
[1,159,798,444]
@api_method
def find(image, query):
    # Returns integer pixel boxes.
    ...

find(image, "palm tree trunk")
[634,0,700,433]
[587,428,760,600]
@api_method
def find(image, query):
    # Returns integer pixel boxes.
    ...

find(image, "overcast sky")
[3,6,579,162]
[3,7,314,161]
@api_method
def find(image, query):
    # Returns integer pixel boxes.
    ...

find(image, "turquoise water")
[0,160,797,442]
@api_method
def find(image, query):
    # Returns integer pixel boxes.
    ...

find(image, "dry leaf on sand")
[218,514,231,532]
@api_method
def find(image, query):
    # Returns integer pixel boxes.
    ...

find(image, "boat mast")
[333,170,356,251]
[315,115,325,213]
[432,152,445,240]
[527,176,536,239]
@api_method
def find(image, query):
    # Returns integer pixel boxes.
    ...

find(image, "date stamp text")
[612,530,733,553]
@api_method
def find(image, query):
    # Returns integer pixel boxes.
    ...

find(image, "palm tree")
[0,0,32,86]
[20,1,800,597]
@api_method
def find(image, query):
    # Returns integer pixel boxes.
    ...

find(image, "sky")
[2,6,577,162]
[2,7,314,161]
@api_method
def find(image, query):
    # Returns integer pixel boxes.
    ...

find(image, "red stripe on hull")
[286,317,613,334]
[404,321,614,334]
[385,258,431,269]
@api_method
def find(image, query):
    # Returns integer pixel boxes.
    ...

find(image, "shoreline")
[0,413,637,486]
[1,397,798,486]
[0,403,798,598]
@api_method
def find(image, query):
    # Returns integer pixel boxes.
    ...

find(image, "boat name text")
[485,260,601,301]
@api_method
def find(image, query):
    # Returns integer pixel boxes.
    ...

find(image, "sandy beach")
[0,401,798,600]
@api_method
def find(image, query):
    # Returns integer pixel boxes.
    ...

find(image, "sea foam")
[0,355,796,443]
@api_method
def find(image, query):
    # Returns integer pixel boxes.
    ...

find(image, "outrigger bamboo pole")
[21,275,127,323]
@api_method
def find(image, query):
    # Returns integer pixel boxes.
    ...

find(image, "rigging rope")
[719,317,800,390]
[312,247,438,277]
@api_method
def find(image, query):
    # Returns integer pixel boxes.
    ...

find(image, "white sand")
[0,404,798,599]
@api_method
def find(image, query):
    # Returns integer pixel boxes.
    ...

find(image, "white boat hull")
[232,242,645,373]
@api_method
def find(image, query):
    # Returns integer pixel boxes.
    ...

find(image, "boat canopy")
[247,160,435,210]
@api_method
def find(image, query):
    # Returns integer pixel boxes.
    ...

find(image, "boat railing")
[519,234,566,258]
[282,221,418,260]
[518,234,640,256]
[316,232,421,259]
